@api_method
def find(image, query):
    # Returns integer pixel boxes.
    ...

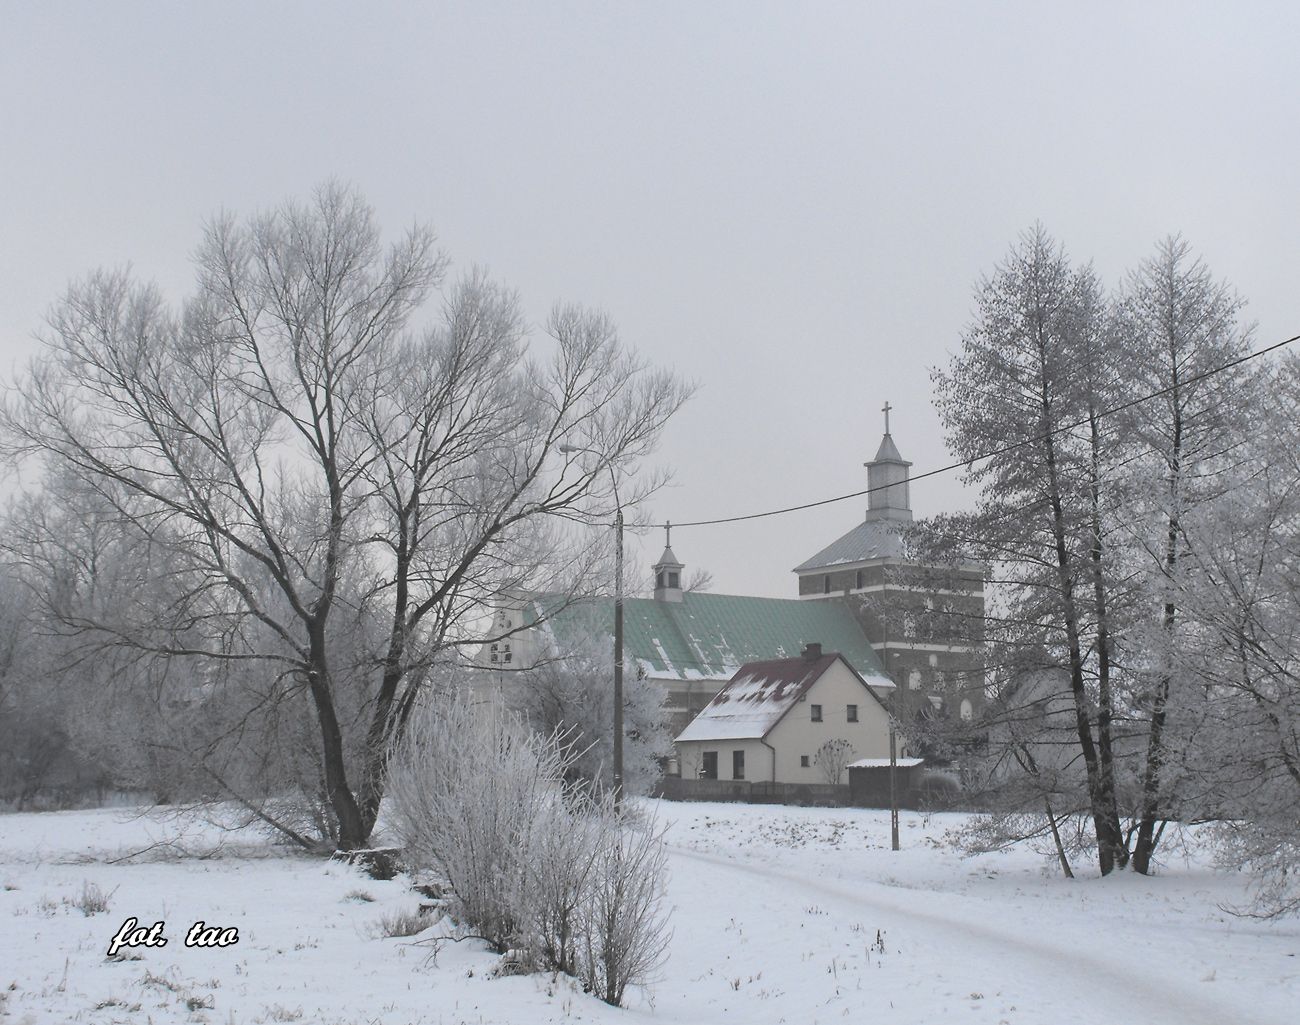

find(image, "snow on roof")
[848,757,925,769]
[793,518,906,571]
[676,655,831,742]
[676,652,893,743]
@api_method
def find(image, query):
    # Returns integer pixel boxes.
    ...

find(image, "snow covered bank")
[0,802,1295,1024]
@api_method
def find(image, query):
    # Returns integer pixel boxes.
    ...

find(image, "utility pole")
[612,503,624,805]
[560,443,625,806]
[889,718,900,851]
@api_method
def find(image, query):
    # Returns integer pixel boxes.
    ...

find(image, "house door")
[701,751,718,779]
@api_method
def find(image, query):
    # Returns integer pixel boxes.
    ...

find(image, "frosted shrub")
[387,694,567,953]
[578,807,672,1006]
[525,794,607,976]
[387,693,673,1005]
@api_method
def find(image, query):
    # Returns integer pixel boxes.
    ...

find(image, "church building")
[792,406,987,724]
[481,408,985,747]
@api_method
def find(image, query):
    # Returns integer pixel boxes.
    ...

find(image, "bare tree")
[813,738,854,785]
[1,183,690,848]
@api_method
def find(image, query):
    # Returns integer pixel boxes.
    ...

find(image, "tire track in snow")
[666,843,1284,1025]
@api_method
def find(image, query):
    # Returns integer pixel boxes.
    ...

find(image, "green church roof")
[527,591,893,687]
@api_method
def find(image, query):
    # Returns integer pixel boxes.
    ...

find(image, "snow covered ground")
[1,801,1296,1024]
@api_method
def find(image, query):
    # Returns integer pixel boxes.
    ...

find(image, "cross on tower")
[882,401,893,435]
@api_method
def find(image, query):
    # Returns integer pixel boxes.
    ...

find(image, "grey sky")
[3,1,1296,597]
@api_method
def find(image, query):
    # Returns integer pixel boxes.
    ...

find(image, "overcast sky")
[3,2,1296,597]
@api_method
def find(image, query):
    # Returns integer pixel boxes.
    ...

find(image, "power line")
[659,333,1299,530]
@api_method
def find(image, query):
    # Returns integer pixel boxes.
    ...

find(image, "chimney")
[801,642,823,661]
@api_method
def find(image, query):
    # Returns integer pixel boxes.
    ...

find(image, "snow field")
[0,802,1296,1024]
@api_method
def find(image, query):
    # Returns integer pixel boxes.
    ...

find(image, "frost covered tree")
[1172,355,1300,914]
[1,183,689,849]
[1111,236,1255,874]
[925,227,1266,879]
[927,225,1130,874]
[505,638,672,797]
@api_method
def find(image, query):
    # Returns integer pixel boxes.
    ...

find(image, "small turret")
[653,524,684,603]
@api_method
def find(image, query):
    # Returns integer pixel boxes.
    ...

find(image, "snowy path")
[655,842,1290,1025]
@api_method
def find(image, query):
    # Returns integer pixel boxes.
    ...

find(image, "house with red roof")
[674,643,894,785]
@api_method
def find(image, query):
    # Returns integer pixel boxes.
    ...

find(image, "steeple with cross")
[864,401,912,522]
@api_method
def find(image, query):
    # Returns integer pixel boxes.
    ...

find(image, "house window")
[701,751,718,779]
[811,704,823,722]
[823,574,831,594]
[908,669,921,690]
[855,569,864,589]
[503,651,512,663]
[800,755,810,768]
[732,750,745,780]
[847,704,858,723]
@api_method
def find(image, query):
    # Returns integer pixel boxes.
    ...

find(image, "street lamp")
[559,444,625,805]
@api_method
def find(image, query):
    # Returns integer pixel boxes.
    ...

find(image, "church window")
[847,704,858,722]
[656,571,665,588]
[960,699,973,721]
[668,571,679,588]
[855,569,864,589]
[823,574,831,594]
[810,704,823,722]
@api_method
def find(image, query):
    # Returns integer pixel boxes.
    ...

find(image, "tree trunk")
[1044,797,1075,879]
[1088,405,1128,870]
[1041,364,1125,875]
[304,629,368,850]
[1133,361,1183,876]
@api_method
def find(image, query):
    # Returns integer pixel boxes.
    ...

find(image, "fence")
[656,770,950,810]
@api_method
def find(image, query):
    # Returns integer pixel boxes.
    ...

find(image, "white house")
[675,644,895,784]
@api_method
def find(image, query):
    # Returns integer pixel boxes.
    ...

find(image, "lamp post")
[559,445,624,805]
